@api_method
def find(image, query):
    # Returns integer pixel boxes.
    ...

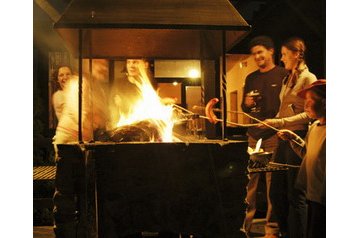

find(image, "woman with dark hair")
[259,37,317,238]
[53,59,108,143]
[52,65,73,120]
[52,59,109,237]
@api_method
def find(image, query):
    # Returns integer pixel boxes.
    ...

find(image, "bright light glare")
[188,69,200,78]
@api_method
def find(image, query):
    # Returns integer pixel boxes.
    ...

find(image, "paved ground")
[33,219,267,238]
[33,226,55,238]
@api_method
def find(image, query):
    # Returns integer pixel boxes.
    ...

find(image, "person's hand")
[277,129,298,141]
[244,95,256,108]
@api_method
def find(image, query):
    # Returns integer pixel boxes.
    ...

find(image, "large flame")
[115,61,175,142]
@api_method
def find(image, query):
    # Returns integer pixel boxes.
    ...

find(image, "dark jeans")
[270,130,308,238]
[307,200,326,238]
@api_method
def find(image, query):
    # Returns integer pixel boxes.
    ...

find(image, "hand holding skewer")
[277,129,298,140]
[202,98,305,147]
[277,129,305,147]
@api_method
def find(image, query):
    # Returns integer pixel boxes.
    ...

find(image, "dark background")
[229,0,325,79]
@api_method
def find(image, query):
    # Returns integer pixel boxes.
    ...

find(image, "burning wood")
[108,59,177,142]
[109,119,164,142]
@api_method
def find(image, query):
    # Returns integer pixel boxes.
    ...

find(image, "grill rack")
[248,164,289,173]
[33,166,56,180]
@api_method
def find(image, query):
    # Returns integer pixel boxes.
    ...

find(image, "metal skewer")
[193,106,279,131]
[193,105,304,147]
[173,104,259,127]
[268,162,301,168]
[232,110,304,147]
[231,110,280,132]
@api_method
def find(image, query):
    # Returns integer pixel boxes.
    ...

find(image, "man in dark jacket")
[241,36,287,237]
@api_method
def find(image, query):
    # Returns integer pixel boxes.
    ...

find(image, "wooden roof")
[54,0,251,58]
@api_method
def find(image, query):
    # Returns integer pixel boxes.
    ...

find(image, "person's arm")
[260,71,316,128]
[260,112,311,129]
[277,129,306,159]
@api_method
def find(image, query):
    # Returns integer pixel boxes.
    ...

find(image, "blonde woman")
[263,37,317,238]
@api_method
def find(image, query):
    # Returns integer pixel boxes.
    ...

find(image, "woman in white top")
[52,65,72,120]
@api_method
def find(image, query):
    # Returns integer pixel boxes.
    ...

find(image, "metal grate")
[33,166,56,180]
[248,164,289,173]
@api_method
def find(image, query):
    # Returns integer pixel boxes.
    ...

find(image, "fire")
[254,138,262,153]
[114,60,176,142]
